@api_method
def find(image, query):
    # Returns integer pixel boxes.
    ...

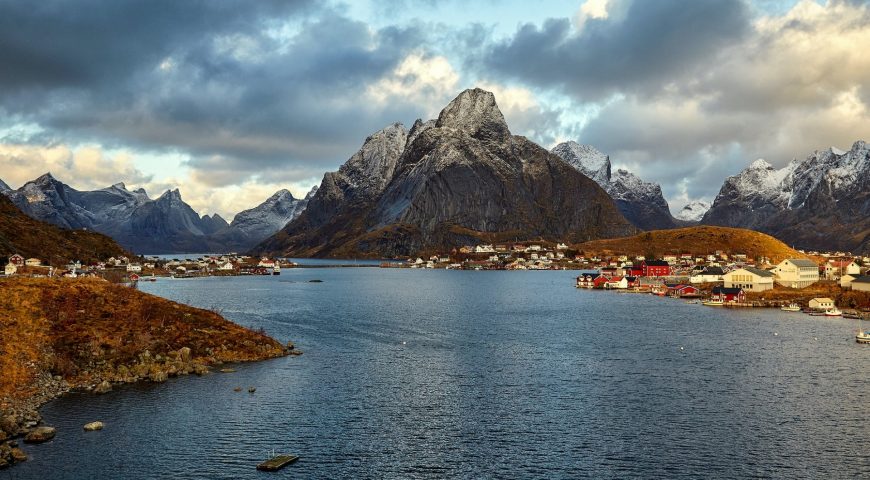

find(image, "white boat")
[780,303,801,312]
[856,318,870,344]
[702,299,724,306]
[824,308,842,317]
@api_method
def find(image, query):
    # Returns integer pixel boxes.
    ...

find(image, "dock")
[257,454,299,471]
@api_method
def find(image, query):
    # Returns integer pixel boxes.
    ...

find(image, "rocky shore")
[0,277,301,468]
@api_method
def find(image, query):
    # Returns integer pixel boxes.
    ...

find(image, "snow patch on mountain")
[674,200,711,222]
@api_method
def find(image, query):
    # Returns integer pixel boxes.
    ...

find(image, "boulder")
[94,380,112,394]
[83,421,104,431]
[150,371,168,383]
[10,448,27,462]
[193,364,209,376]
[178,347,192,363]
[24,426,56,443]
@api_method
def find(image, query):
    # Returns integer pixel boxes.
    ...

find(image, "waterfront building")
[723,267,774,292]
[771,259,819,289]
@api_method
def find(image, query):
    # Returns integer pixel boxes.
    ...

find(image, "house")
[257,258,276,268]
[217,261,234,271]
[670,284,701,298]
[4,264,16,276]
[824,260,861,280]
[771,259,819,288]
[850,276,870,292]
[690,266,725,284]
[711,286,746,303]
[126,263,142,272]
[641,260,671,277]
[592,276,610,289]
[474,244,495,254]
[575,272,600,288]
[840,274,858,288]
[556,243,568,250]
[723,267,774,292]
[8,254,24,267]
[808,298,835,310]
[604,276,628,289]
[25,258,41,267]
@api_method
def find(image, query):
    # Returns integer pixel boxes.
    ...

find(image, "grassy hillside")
[0,277,289,404]
[0,195,128,264]
[575,226,807,263]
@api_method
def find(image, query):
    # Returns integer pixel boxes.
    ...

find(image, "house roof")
[851,275,870,284]
[712,286,743,294]
[701,266,725,275]
[743,267,774,278]
[787,259,817,268]
[644,260,670,267]
[810,297,834,303]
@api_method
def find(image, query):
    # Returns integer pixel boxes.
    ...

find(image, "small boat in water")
[702,299,724,307]
[824,308,843,317]
[857,330,870,344]
[780,303,801,312]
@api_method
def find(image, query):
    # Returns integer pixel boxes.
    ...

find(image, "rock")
[0,415,19,436]
[83,421,104,431]
[24,426,56,443]
[178,347,192,363]
[285,342,295,350]
[219,368,236,373]
[11,448,27,462]
[308,279,323,283]
[233,387,242,392]
[150,371,168,383]
[94,380,112,394]
[193,364,209,376]
[248,387,256,393]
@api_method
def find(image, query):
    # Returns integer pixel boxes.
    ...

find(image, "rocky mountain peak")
[551,141,611,184]
[748,158,773,170]
[110,182,127,190]
[337,122,407,197]
[304,185,318,200]
[435,88,510,144]
[0,178,10,193]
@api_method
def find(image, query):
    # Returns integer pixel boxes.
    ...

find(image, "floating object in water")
[257,454,299,471]
[679,346,684,351]
[774,332,778,336]
[233,387,242,392]
[402,341,406,345]
[248,387,256,393]
[219,368,236,373]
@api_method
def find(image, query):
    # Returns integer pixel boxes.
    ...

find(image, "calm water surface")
[11,269,870,479]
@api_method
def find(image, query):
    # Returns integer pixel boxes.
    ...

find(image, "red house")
[592,276,610,289]
[674,285,701,298]
[626,265,644,277]
[711,286,746,303]
[8,254,24,267]
[641,260,671,277]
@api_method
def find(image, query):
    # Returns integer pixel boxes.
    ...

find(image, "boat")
[824,308,842,317]
[702,299,724,306]
[857,331,870,344]
[273,263,281,275]
[780,303,801,312]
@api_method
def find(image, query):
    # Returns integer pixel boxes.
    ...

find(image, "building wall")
[724,270,774,292]
[853,282,870,292]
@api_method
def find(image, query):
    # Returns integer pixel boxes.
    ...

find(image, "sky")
[1,0,869,220]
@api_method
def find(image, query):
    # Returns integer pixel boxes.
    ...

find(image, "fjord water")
[14,269,869,479]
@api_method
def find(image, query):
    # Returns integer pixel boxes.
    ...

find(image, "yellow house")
[723,267,774,292]
[771,259,819,289]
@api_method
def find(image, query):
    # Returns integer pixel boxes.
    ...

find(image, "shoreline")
[0,277,301,469]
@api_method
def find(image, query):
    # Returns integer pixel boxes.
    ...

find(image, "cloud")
[0,144,151,190]
[483,0,751,101]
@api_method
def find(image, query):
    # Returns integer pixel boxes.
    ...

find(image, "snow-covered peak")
[674,200,711,222]
[0,178,10,193]
[831,146,847,156]
[550,141,611,185]
[748,158,773,170]
[304,185,318,200]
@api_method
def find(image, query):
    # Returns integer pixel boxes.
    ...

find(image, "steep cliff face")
[256,88,636,258]
[550,142,678,230]
[702,141,870,252]
[674,200,711,222]
[208,187,316,251]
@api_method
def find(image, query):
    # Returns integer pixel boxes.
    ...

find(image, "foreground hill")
[0,194,128,264]
[0,277,293,466]
[701,141,870,253]
[574,226,806,263]
[255,88,636,258]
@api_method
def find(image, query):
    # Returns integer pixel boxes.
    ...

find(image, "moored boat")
[857,330,870,344]
[780,303,801,312]
[702,299,724,306]
[824,308,842,317]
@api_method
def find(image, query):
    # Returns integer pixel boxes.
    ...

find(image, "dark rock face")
[701,141,870,252]
[550,142,678,230]
[255,88,636,258]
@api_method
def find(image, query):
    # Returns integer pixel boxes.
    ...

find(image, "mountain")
[209,187,316,251]
[674,200,711,222]
[576,225,806,264]
[701,141,870,252]
[255,88,636,258]
[0,193,129,263]
[0,179,10,193]
[551,142,678,230]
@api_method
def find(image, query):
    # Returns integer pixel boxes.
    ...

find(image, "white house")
[126,263,142,272]
[4,264,17,276]
[840,274,858,289]
[474,244,495,253]
[808,297,835,310]
[690,266,725,284]
[771,259,819,289]
[25,258,41,267]
[824,260,861,280]
[851,276,870,292]
[723,267,775,292]
[217,262,234,271]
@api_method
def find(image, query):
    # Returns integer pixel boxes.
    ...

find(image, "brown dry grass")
[574,226,806,264]
[0,277,287,402]
[0,195,129,265]
[745,281,870,309]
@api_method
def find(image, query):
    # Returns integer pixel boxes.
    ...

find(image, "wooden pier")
[257,454,299,471]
